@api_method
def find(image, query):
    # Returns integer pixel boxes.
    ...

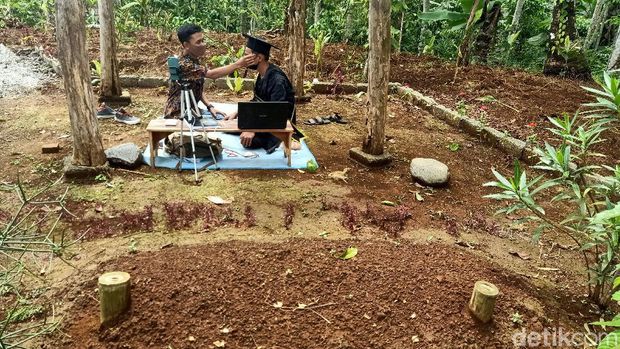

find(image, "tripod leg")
[178,90,185,171]
[181,90,199,180]
[188,89,219,170]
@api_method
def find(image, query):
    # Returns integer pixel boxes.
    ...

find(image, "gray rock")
[410,158,450,187]
[105,143,142,168]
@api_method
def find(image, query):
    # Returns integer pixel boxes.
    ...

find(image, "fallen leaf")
[207,196,232,205]
[363,313,371,319]
[213,340,226,347]
[272,301,283,308]
[381,200,396,206]
[415,192,424,202]
[410,313,417,319]
[319,231,329,238]
[412,335,420,343]
[188,336,196,342]
[297,303,307,309]
[219,327,232,334]
[94,205,103,213]
[509,250,531,260]
[336,247,358,260]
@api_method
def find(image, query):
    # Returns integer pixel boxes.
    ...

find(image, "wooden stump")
[98,271,131,326]
[468,280,499,323]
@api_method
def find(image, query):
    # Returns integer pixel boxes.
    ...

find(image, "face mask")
[248,63,259,70]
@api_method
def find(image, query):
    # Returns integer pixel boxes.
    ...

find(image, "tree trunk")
[422,0,430,12]
[543,0,590,78]
[608,26,620,69]
[585,0,609,50]
[510,0,526,32]
[363,0,391,156]
[474,2,502,63]
[98,0,122,97]
[240,0,250,33]
[396,11,404,54]
[456,0,481,67]
[287,0,306,97]
[345,10,353,42]
[314,0,321,25]
[56,0,107,167]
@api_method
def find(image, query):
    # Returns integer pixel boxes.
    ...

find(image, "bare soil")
[46,240,592,349]
[0,26,610,348]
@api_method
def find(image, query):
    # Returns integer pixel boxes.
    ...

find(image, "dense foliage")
[3,0,620,74]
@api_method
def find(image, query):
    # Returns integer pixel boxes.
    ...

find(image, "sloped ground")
[48,240,589,349]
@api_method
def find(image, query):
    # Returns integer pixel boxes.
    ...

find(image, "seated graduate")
[164,24,258,120]
[226,34,302,152]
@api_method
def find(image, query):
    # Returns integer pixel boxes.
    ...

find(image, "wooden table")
[146,119,295,168]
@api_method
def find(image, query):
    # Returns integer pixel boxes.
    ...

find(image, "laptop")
[237,101,292,129]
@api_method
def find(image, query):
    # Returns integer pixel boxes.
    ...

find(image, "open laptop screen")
[238,102,292,129]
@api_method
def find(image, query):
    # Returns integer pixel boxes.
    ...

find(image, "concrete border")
[394,85,536,163]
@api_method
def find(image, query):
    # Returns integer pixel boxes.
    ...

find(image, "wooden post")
[56,0,107,168]
[287,0,306,99]
[363,0,391,156]
[468,281,499,323]
[99,271,131,325]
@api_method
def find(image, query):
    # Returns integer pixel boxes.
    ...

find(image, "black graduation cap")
[243,33,279,56]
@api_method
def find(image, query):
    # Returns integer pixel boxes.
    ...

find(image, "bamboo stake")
[468,280,499,323]
[99,271,131,325]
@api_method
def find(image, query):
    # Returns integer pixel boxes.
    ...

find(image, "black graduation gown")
[252,63,297,124]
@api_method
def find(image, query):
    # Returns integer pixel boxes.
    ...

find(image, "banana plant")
[418,0,491,32]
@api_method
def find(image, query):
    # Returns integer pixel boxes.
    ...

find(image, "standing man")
[164,24,258,119]
[227,34,301,152]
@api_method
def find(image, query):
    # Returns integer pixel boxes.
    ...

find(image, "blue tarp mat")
[142,132,318,170]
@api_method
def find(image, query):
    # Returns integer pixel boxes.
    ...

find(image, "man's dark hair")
[177,23,202,44]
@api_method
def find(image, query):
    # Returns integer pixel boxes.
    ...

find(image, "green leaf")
[418,11,467,23]
[594,318,620,327]
[614,277,620,290]
[597,330,620,349]
[337,247,358,260]
[593,204,620,224]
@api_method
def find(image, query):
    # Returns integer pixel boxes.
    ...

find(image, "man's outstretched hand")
[224,111,238,121]
[235,54,259,69]
[240,132,255,148]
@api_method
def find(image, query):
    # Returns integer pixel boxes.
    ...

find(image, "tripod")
[177,81,219,182]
